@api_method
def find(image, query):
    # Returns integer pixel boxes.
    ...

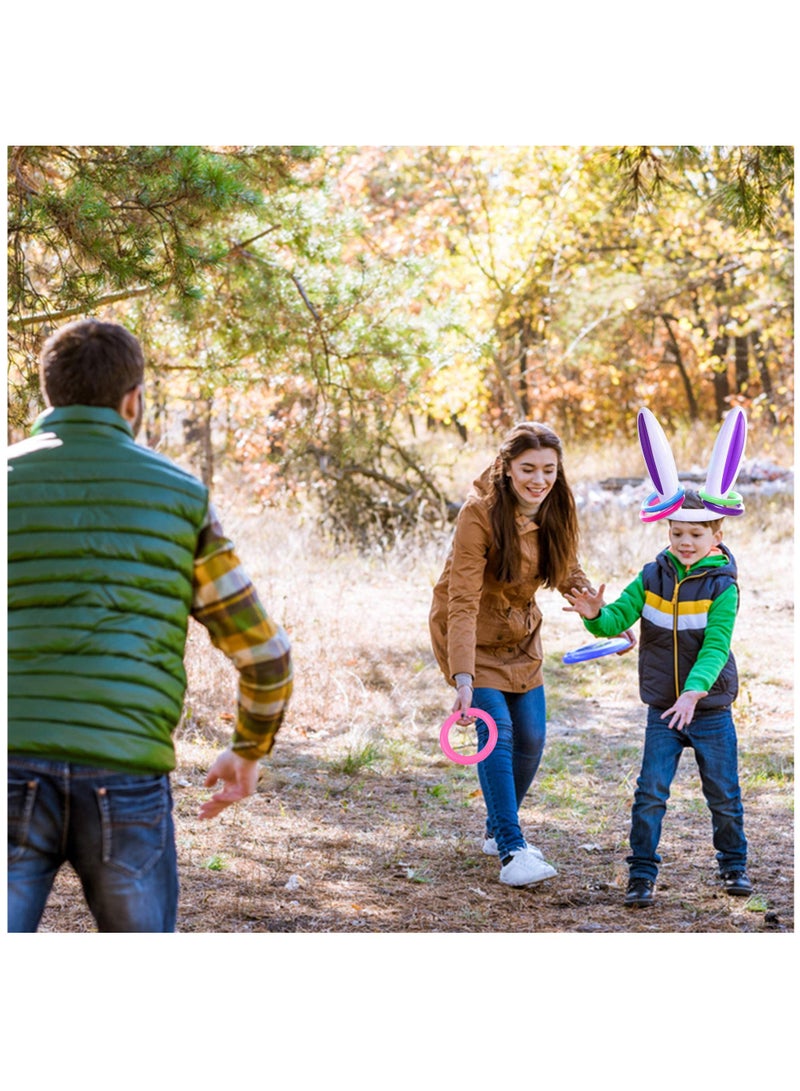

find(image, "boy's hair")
[39,319,145,409]
[670,488,725,532]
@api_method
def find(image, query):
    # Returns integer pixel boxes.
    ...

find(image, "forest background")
[8,145,794,523]
[5,146,795,938]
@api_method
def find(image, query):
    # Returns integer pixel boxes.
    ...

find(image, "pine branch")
[8,286,152,328]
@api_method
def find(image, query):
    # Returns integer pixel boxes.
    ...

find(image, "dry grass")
[38,453,795,934]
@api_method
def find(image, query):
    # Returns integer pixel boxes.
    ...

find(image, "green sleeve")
[683,583,738,693]
[582,574,646,637]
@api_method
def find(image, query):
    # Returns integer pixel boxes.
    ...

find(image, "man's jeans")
[7,757,178,932]
[627,705,748,882]
[472,686,547,860]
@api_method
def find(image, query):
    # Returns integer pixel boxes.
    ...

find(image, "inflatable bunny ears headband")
[637,406,747,523]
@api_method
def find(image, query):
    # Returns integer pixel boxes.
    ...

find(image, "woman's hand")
[562,583,606,619]
[452,674,475,724]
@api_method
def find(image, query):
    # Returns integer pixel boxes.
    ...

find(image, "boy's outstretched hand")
[661,691,708,731]
[562,587,636,655]
[563,584,606,619]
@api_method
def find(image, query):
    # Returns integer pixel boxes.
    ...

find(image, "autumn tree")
[342,145,793,442]
[7,145,451,541]
[7,145,793,545]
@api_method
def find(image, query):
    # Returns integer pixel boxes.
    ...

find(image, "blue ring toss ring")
[562,636,634,664]
[640,486,685,515]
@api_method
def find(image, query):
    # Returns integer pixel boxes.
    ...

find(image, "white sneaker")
[483,837,545,860]
[499,847,557,887]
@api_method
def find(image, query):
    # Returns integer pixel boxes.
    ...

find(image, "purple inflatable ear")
[698,406,747,516]
[637,408,685,523]
[637,408,679,498]
[705,407,747,498]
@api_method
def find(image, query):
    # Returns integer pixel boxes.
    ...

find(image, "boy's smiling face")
[668,520,723,567]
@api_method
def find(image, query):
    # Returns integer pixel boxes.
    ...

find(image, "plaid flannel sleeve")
[191,504,293,760]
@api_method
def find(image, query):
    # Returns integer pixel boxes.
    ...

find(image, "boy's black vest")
[639,545,738,711]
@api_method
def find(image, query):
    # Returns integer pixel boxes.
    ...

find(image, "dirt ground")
[37,491,795,935]
[39,718,793,935]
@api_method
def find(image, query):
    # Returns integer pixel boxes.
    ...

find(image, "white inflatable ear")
[698,406,747,516]
[637,408,684,522]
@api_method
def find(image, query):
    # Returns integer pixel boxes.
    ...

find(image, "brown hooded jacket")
[429,468,590,692]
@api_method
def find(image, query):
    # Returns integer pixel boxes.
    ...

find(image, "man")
[7,318,293,932]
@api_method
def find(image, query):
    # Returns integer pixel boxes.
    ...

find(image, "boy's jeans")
[627,705,748,882]
[472,685,547,860]
[7,756,178,932]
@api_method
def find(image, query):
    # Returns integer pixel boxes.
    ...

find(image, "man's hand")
[198,747,261,819]
[562,583,606,619]
[661,691,707,731]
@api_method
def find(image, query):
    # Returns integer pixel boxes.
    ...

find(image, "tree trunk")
[492,355,526,419]
[518,361,530,418]
[689,289,730,420]
[183,398,215,487]
[750,330,778,424]
[144,375,168,451]
[734,335,750,394]
[698,270,733,419]
[661,314,700,419]
[450,413,468,441]
[201,397,215,488]
[711,332,730,419]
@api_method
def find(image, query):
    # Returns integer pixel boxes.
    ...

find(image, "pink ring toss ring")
[439,708,498,765]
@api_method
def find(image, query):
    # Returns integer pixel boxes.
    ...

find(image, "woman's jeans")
[472,685,547,860]
[627,705,748,882]
[7,756,178,933]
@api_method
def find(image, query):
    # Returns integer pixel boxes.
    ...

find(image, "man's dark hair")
[39,319,145,408]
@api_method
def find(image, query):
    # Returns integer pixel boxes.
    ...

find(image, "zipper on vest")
[670,571,706,700]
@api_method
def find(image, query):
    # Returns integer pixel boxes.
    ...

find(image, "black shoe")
[721,871,753,896]
[625,877,655,908]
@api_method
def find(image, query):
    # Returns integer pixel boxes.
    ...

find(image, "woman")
[430,421,595,888]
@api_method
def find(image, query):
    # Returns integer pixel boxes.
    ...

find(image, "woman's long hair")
[488,422,580,588]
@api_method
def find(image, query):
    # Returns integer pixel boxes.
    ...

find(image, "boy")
[564,490,750,908]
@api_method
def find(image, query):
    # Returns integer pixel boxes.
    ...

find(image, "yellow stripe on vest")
[642,590,712,630]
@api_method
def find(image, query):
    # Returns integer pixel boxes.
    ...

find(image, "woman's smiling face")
[506,447,559,508]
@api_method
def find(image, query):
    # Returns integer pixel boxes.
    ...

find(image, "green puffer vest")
[8,406,209,773]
